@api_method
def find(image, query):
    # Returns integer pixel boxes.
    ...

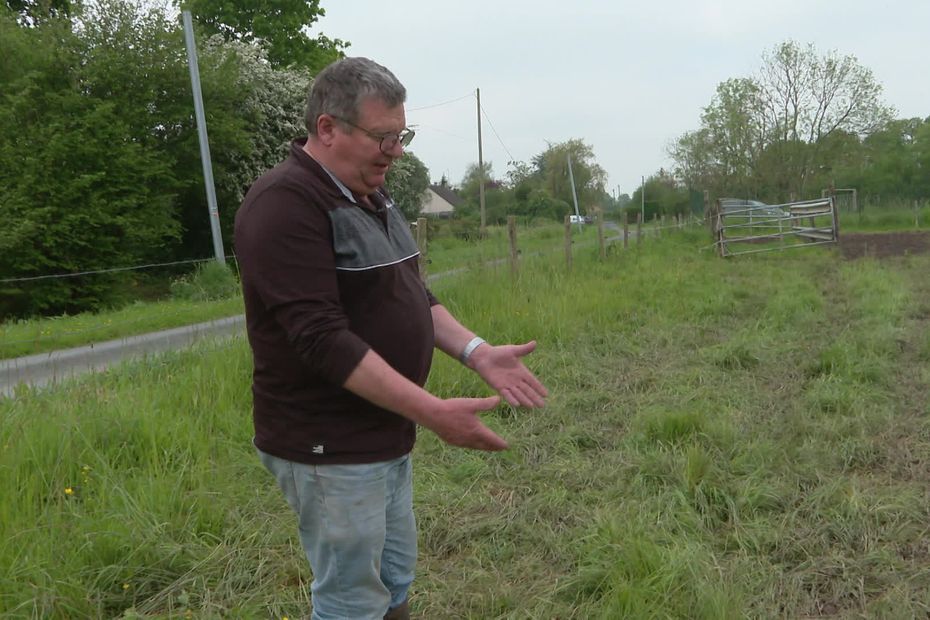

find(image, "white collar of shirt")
[307,152,394,210]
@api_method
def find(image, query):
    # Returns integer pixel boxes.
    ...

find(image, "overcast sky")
[316,1,929,196]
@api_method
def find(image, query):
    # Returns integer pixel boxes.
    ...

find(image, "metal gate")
[711,197,839,257]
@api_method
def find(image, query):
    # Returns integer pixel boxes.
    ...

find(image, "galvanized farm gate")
[711,197,839,257]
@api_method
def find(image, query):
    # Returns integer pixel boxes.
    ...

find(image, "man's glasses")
[331,115,415,154]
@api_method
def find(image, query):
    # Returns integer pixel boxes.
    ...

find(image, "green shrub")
[170,261,239,302]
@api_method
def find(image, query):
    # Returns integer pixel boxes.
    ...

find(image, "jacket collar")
[291,137,394,212]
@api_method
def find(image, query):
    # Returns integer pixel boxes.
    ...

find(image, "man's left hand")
[468,341,548,408]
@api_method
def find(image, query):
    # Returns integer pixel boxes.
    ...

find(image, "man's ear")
[316,114,338,146]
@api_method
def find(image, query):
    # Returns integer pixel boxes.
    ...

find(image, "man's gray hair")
[306,57,406,134]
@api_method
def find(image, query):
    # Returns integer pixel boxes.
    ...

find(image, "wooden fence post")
[508,215,519,278]
[596,208,606,260]
[623,211,629,249]
[564,214,573,271]
[705,190,714,236]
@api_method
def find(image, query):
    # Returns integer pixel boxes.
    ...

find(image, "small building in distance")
[421,184,463,218]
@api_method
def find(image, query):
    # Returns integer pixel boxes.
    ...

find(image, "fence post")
[713,199,726,257]
[564,214,573,271]
[416,217,427,282]
[596,208,606,260]
[623,210,629,249]
[508,215,519,278]
[705,190,714,236]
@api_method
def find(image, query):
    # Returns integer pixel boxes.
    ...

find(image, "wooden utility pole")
[622,211,629,248]
[596,208,605,260]
[477,88,486,235]
[704,190,713,235]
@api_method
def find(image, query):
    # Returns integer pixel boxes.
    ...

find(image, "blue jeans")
[257,447,417,620]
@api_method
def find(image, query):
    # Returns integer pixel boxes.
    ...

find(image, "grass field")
[0,297,245,360]
[0,221,607,360]
[3,224,930,618]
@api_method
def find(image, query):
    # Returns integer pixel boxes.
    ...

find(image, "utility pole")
[476,88,486,235]
[567,154,581,225]
[641,175,645,225]
[182,10,225,263]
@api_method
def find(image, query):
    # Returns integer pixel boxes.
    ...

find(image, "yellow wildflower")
[64,487,73,496]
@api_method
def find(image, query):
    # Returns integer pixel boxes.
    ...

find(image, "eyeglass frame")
[329,114,415,154]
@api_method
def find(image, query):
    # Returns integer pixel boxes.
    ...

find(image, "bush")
[170,261,240,302]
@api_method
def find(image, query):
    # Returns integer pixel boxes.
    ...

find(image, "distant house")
[421,184,463,217]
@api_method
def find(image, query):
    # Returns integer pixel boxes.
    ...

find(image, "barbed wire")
[1,257,216,284]
[1,225,708,362]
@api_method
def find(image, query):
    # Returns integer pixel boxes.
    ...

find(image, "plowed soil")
[839,231,930,259]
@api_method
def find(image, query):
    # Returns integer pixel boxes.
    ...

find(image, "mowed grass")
[3,229,930,618]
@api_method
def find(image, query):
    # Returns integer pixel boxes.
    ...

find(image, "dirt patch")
[839,231,930,259]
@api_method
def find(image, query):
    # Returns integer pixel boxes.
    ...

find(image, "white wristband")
[459,336,486,365]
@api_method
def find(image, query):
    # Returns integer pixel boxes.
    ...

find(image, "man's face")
[324,97,407,196]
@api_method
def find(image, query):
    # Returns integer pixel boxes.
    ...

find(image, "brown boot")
[383,600,410,620]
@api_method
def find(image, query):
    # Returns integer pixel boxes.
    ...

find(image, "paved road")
[1,316,244,398]
[0,224,640,398]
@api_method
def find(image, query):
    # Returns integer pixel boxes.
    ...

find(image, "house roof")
[428,184,464,207]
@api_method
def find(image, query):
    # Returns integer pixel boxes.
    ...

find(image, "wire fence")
[2,217,704,363]
[1,257,216,284]
[0,216,712,396]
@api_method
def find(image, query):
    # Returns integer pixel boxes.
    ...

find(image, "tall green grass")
[841,204,930,232]
[0,296,244,360]
[4,228,930,618]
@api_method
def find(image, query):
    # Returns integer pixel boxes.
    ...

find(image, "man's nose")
[384,138,405,158]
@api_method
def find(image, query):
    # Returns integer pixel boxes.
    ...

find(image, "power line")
[407,92,475,112]
[478,103,516,164]
[410,123,472,142]
[1,258,215,284]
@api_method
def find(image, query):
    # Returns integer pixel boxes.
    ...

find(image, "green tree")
[179,0,347,71]
[0,0,329,317]
[854,118,928,200]
[533,139,607,216]
[5,0,76,25]
[0,10,180,316]
[671,40,893,202]
[385,151,430,221]
[627,171,689,222]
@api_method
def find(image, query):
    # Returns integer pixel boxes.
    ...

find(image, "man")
[234,57,547,620]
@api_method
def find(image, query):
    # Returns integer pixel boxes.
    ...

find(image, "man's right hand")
[344,351,509,451]
[427,396,507,451]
